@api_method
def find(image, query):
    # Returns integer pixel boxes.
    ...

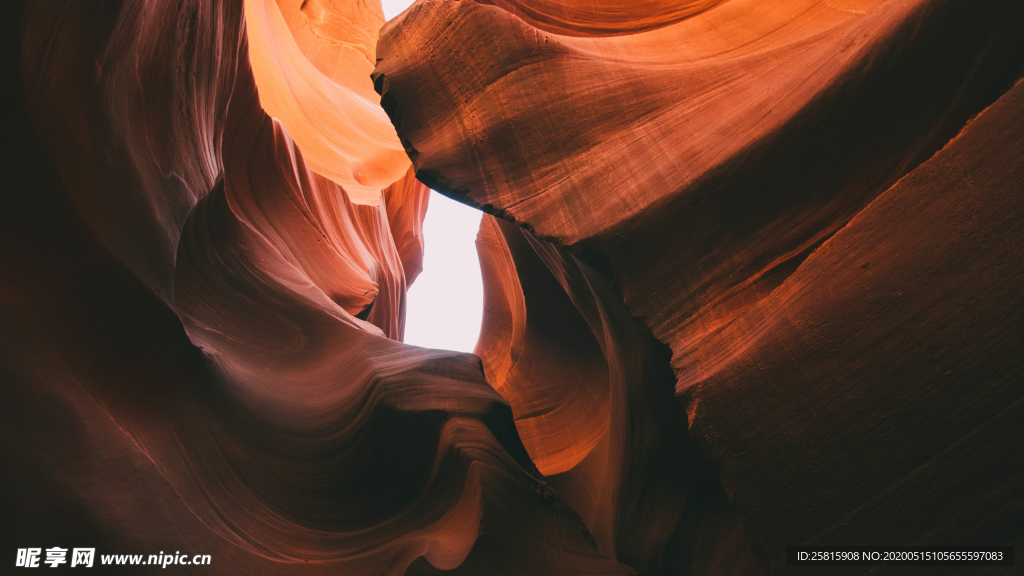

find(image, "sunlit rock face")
[246,0,410,203]
[475,216,761,575]
[5,0,628,574]
[3,0,1023,575]
[375,0,1024,571]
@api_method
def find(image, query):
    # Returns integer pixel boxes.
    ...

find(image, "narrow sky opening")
[381,0,416,21]
[403,191,484,352]
[380,1,482,352]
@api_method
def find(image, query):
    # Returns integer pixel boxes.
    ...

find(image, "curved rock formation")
[3,0,1023,574]
[473,0,728,36]
[246,0,410,203]
[384,166,432,287]
[4,0,627,574]
[476,215,760,575]
[374,0,1024,571]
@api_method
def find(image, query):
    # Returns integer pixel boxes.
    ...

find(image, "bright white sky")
[403,191,484,352]
[379,0,483,354]
[381,0,416,20]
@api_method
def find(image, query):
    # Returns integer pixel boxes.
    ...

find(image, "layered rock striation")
[2,0,1023,574]
[375,0,1024,571]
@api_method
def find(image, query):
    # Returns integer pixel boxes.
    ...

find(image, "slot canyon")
[1,0,1022,574]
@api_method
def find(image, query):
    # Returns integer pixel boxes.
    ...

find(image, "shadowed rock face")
[2,1,1023,576]
[4,0,629,574]
[375,0,1024,572]
[475,216,761,575]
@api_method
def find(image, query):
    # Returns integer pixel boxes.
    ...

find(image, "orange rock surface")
[476,215,760,574]
[375,0,1024,570]
[2,0,1023,574]
[247,0,410,203]
[4,0,629,574]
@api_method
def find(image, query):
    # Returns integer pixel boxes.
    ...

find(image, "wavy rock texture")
[385,166,432,286]
[4,0,1024,575]
[683,79,1024,571]
[3,0,630,574]
[476,216,761,575]
[472,0,728,36]
[375,0,1024,571]
[246,0,410,203]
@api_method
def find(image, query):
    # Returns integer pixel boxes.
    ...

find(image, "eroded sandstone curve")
[476,215,761,575]
[5,0,1024,574]
[375,0,1024,568]
[8,0,634,574]
[247,0,410,204]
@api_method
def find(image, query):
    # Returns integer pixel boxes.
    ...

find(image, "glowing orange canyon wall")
[2,0,1023,574]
